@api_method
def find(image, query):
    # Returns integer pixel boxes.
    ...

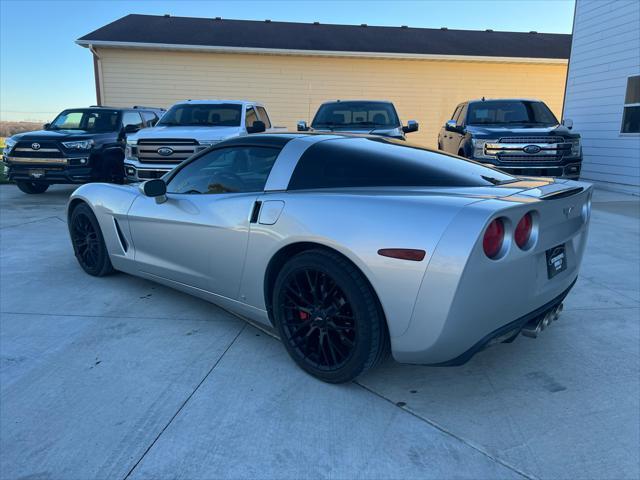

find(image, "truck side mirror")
[124,124,140,134]
[297,120,309,132]
[247,120,266,134]
[402,120,419,133]
[445,120,461,132]
[562,118,573,129]
[43,123,51,130]
[140,179,167,204]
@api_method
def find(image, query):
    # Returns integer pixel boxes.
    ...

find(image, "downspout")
[89,44,104,106]
[561,0,578,120]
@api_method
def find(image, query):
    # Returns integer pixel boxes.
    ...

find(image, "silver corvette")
[67,133,592,383]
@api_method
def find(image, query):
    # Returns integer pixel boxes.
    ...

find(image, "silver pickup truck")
[297,100,419,140]
[124,100,284,181]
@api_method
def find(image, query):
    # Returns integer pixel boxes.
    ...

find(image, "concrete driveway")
[1,184,638,480]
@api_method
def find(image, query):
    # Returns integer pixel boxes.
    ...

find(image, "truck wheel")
[273,249,389,383]
[69,203,114,277]
[16,181,49,194]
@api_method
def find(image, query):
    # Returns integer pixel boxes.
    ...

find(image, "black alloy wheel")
[16,181,49,194]
[273,249,388,383]
[69,203,114,276]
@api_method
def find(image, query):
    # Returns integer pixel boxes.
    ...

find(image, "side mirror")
[297,120,309,132]
[445,119,461,132]
[141,179,167,203]
[562,118,573,129]
[247,120,266,134]
[43,123,51,130]
[124,124,140,134]
[402,120,419,133]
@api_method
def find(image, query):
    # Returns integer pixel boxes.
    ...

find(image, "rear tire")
[16,181,49,194]
[69,203,114,277]
[273,249,388,383]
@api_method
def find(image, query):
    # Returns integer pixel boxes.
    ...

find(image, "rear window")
[288,137,515,190]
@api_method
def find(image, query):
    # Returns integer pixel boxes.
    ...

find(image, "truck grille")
[13,141,64,158]
[136,139,202,164]
[498,136,565,144]
[486,136,571,163]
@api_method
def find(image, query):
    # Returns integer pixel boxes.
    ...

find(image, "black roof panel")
[79,14,571,59]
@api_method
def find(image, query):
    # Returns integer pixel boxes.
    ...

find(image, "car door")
[127,145,281,298]
[442,104,462,153]
[450,103,468,156]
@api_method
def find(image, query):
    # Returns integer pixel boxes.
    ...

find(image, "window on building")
[621,75,640,134]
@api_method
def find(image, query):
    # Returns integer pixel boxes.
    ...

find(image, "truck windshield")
[49,109,121,132]
[312,102,400,129]
[466,101,558,126]
[157,104,242,127]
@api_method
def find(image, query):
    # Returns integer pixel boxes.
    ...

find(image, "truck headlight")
[570,138,581,157]
[62,139,94,150]
[472,139,498,160]
[3,137,16,156]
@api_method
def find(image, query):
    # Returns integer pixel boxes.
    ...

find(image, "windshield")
[312,102,400,129]
[50,109,121,132]
[466,101,558,126]
[157,104,242,127]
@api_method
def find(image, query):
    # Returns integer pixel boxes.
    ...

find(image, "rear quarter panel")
[240,191,479,337]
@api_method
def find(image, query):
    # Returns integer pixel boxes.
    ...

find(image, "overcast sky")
[1,0,575,122]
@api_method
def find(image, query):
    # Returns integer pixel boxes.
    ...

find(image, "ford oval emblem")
[31,143,41,150]
[523,145,541,154]
[157,147,174,156]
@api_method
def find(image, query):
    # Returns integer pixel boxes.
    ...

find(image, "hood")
[128,125,244,143]
[11,129,99,141]
[466,124,578,139]
[310,126,404,138]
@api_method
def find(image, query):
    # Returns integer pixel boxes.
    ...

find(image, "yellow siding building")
[80,15,571,148]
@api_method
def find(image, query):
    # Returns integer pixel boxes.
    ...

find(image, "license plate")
[546,244,567,278]
[29,169,46,178]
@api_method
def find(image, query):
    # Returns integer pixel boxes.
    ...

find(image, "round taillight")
[483,218,505,259]
[515,212,533,249]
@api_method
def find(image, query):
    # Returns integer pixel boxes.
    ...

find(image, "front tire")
[16,181,49,194]
[273,249,388,383]
[69,203,114,276]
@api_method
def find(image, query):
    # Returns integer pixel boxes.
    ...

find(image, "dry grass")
[0,121,42,138]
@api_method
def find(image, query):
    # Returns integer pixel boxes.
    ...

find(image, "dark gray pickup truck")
[297,100,418,140]
[437,99,582,179]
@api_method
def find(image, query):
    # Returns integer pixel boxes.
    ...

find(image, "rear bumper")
[432,279,575,366]
[390,183,591,365]
[124,159,173,181]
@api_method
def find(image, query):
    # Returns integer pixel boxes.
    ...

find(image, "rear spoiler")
[540,187,584,200]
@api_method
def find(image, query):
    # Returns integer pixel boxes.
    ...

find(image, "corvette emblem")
[157,147,174,156]
[563,206,575,218]
[31,143,41,150]
[523,145,541,154]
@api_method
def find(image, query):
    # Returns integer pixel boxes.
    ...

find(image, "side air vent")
[114,218,128,252]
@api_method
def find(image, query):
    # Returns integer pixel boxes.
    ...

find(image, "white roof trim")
[77,40,568,64]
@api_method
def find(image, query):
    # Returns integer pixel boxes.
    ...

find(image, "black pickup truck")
[437,99,582,179]
[2,106,164,193]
